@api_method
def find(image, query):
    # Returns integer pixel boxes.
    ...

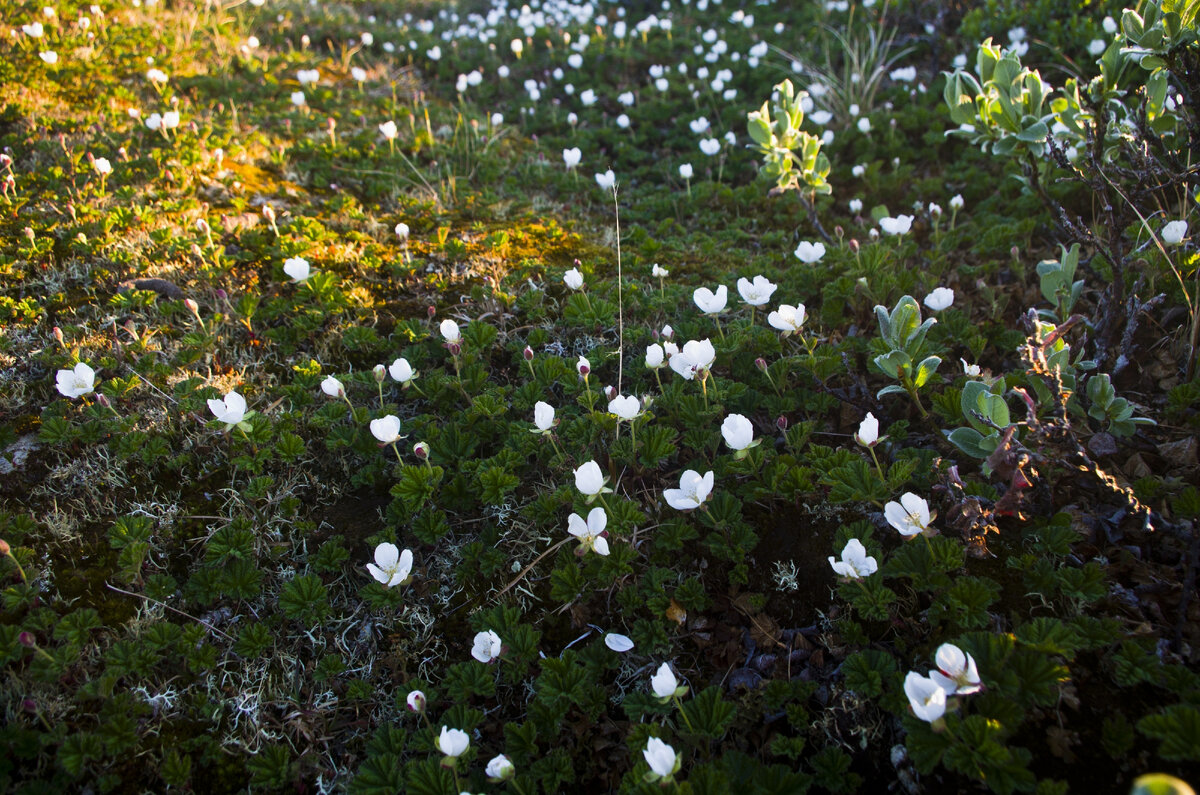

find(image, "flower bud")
[190,243,204,257]
[215,288,227,300]
[262,204,275,222]
[755,357,768,372]
[18,631,35,647]
[1010,245,1020,262]
[23,227,35,243]
[835,225,844,240]
[53,326,64,345]
[413,441,430,459]
[0,538,9,555]
[373,364,386,383]
[604,385,616,401]
[22,698,36,713]
[406,690,426,713]
[849,239,860,254]
[447,342,460,357]
[96,394,111,409]
[427,305,436,319]
[185,298,200,315]
[196,218,210,233]
[523,345,533,361]
[776,415,788,431]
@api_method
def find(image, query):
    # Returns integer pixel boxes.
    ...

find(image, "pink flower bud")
[53,326,64,345]
[96,394,111,408]
[755,358,768,372]
[523,345,533,361]
[776,415,788,431]
[18,632,35,647]
[427,305,436,319]
[835,225,844,239]
[185,298,200,315]
[0,538,10,556]
[849,239,860,254]
[263,204,276,221]
[413,441,430,459]
[447,342,460,356]
[215,289,227,300]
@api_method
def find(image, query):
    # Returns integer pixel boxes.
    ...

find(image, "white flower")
[949,194,964,210]
[40,50,58,65]
[721,414,755,452]
[855,412,881,446]
[604,633,634,652]
[146,68,169,85]
[879,215,914,236]
[679,163,693,180]
[562,147,581,168]
[794,241,826,263]
[767,304,806,336]
[929,202,942,218]
[931,643,982,695]
[737,275,777,306]
[1163,220,1188,246]
[595,170,616,190]
[961,358,981,377]
[56,362,96,398]
[437,726,470,756]
[533,401,555,432]
[568,506,610,556]
[389,357,416,384]
[810,110,833,126]
[645,344,665,369]
[395,222,410,240]
[643,737,679,780]
[576,355,590,376]
[426,45,441,60]
[283,257,311,282]
[608,394,642,421]
[857,117,871,133]
[1088,39,1107,56]
[93,157,112,176]
[1103,15,1117,34]
[370,415,402,444]
[297,68,320,85]
[208,391,247,427]
[904,672,948,723]
[652,263,669,279]
[885,492,933,537]
[563,267,584,290]
[690,116,710,134]
[379,120,398,140]
[699,137,720,156]
[828,538,878,579]
[693,285,727,314]
[351,67,367,83]
[321,375,344,398]
[22,22,44,37]
[471,630,503,663]
[366,543,413,587]
[440,319,460,344]
[923,287,954,311]
[651,662,679,698]
[290,91,306,107]
[574,460,610,499]
[663,469,714,510]
[852,164,866,178]
[406,690,425,713]
[486,754,515,782]
[890,65,917,82]
[668,339,716,380]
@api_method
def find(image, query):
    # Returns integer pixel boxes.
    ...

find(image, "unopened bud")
[413,441,430,459]
[185,298,200,315]
[96,393,111,408]
[190,243,204,257]
[755,358,768,372]
[22,698,36,713]
[834,225,844,240]
[0,538,9,556]
[0,153,11,167]
[215,288,227,300]
[427,305,436,319]
[196,218,210,233]
[18,632,34,648]
[849,239,860,254]
[327,117,337,131]
[776,415,788,431]
[263,204,276,221]
[523,345,533,361]
[373,364,386,383]
[604,385,616,401]
[1010,245,1020,262]
[53,326,64,345]
[447,342,460,356]
[23,227,35,242]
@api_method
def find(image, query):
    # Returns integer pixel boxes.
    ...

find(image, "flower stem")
[868,446,887,483]
[673,695,696,734]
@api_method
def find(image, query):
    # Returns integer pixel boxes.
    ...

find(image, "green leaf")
[680,686,737,740]
[841,649,897,698]
[1138,705,1200,761]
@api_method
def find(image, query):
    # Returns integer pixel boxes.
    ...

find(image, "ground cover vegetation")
[2,0,1200,791]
